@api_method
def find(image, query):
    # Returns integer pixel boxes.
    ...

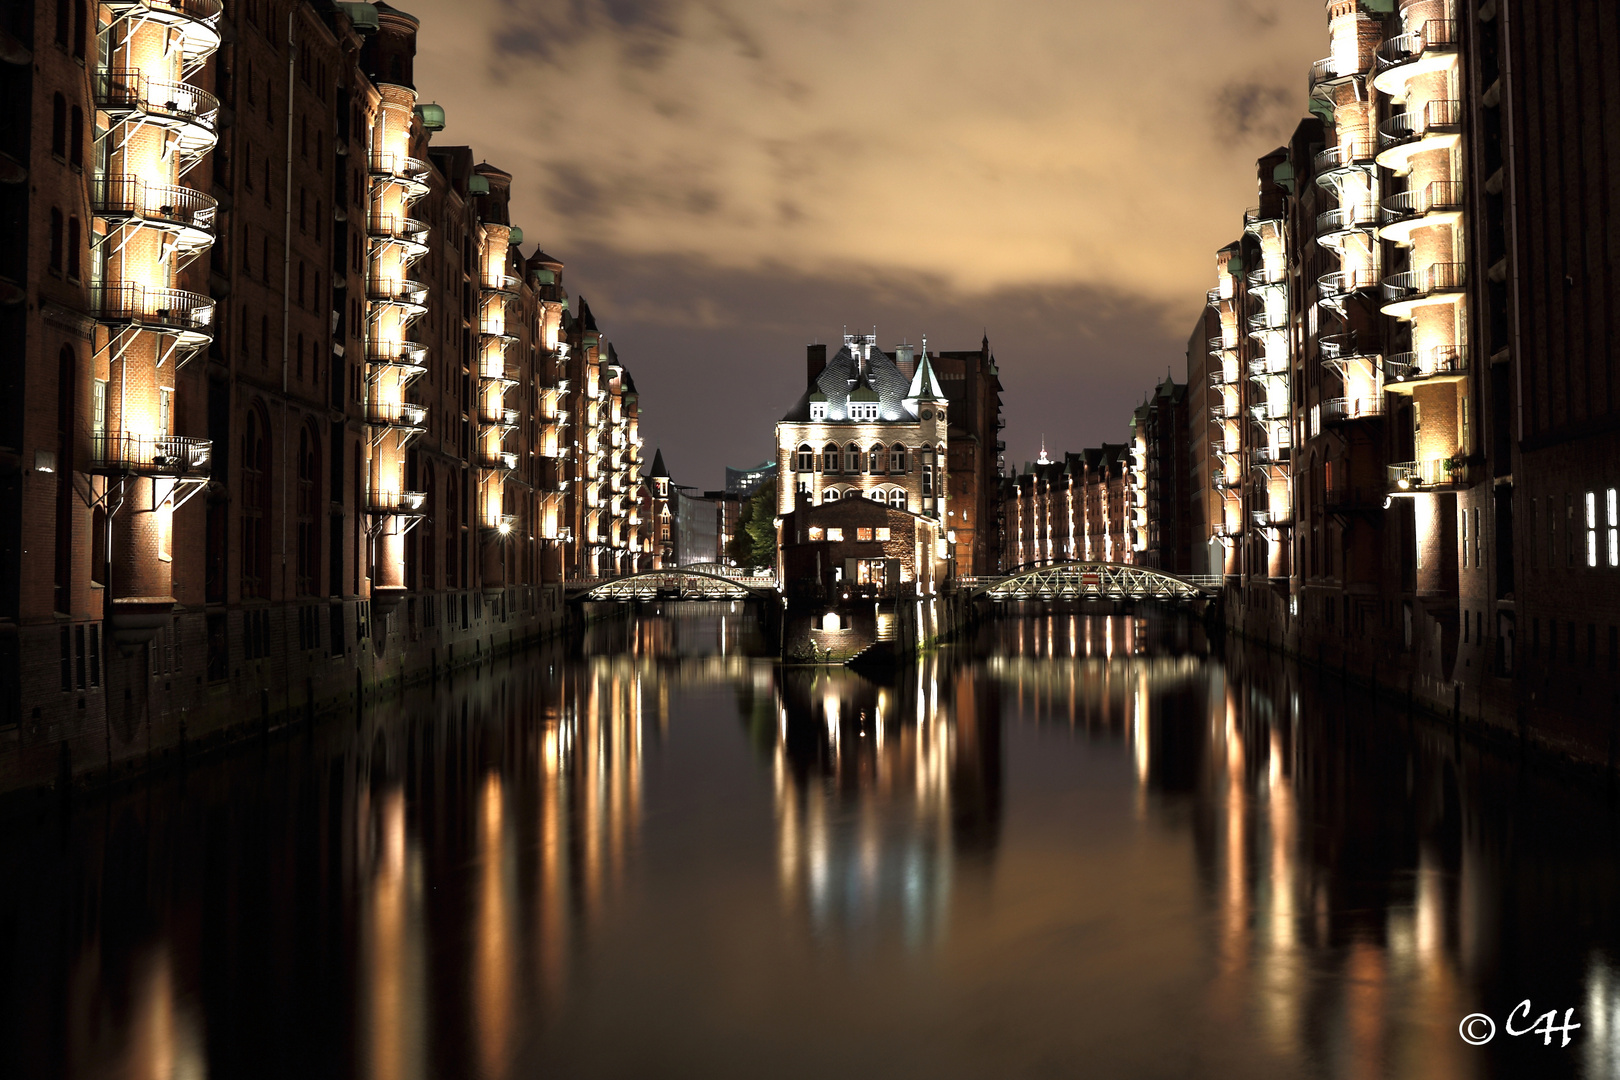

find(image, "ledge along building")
[0,0,645,793]
[1175,0,1620,761]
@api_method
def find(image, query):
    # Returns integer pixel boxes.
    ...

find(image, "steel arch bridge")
[575,569,776,602]
[968,562,1218,603]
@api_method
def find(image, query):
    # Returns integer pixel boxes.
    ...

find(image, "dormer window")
[810,402,827,421]
[850,403,879,422]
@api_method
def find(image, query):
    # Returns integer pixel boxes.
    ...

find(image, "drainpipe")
[281,9,297,592]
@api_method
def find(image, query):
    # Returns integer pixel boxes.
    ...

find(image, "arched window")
[51,94,66,158]
[70,107,82,167]
[48,209,63,273]
[823,488,840,502]
[55,0,69,46]
[888,490,907,510]
[796,443,814,472]
[846,443,860,473]
[241,406,271,598]
[921,447,934,495]
[72,0,85,58]
[295,424,320,595]
[891,443,907,472]
[821,443,839,472]
[868,488,885,502]
[869,444,884,473]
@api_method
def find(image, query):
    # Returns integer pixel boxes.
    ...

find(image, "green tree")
[727,478,777,569]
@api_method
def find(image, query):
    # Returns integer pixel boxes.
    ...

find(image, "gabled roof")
[650,448,667,477]
[906,352,945,402]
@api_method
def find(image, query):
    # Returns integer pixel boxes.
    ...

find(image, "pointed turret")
[650,447,668,480]
[905,350,945,405]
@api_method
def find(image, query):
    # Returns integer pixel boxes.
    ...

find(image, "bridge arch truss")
[971,562,1215,603]
[579,570,773,602]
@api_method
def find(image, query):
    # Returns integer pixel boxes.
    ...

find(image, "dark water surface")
[6,608,1620,1079]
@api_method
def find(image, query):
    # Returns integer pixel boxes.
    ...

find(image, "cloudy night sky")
[408,0,1324,487]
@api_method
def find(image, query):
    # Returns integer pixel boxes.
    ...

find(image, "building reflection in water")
[12,607,1620,1080]
[769,655,1002,951]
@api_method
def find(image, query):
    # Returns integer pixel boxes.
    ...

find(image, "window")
[857,527,873,541]
[869,444,883,472]
[1460,508,1468,567]
[822,443,839,472]
[891,444,907,472]
[52,95,67,157]
[242,408,270,597]
[827,528,844,542]
[55,0,68,46]
[845,443,860,472]
[796,444,814,471]
[823,489,839,502]
[876,527,891,541]
[807,526,825,541]
[889,490,906,510]
[1608,489,1617,567]
[810,402,826,421]
[869,488,885,501]
[1587,492,1599,567]
[73,0,85,58]
[70,107,82,167]
[67,217,80,279]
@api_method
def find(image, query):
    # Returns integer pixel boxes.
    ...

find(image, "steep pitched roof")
[782,342,917,422]
[906,352,945,402]
[650,448,667,477]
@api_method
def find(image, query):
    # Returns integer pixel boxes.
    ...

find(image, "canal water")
[5,606,1620,1079]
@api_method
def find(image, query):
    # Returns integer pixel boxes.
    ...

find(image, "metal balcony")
[368,152,432,195]
[366,278,428,314]
[1246,266,1286,292]
[1243,206,1282,232]
[1314,140,1377,187]
[366,489,427,516]
[366,214,430,254]
[1382,262,1465,316]
[1316,268,1381,308]
[365,402,427,430]
[1383,345,1467,390]
[1315,201,1377,246]
[1319,395,1384,423]
[478,448,519,472]
[478,365,518,390]
[1209,399,1243,421]
[91,178,217,253]
[1372,20,1459,95]
[1252,445,1290,467]
[479,406,520,428]
[1249,402,1287,422]
[101,0,223,70]
[94,69,219,156]
[481,273,523,296]
[1378,180,1465,244]
[1377,100,1462,170]
[88,432,211,479]
[366,342,428,382]
[1248,355,1287,380]
[1246,308,1287,337]
[1388,458,1464,491]
[1307,55,1364,102]
[91,283,215,344]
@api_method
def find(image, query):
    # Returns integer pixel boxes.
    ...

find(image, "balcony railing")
[1212,472,1241,492]
[91,178,217,241]
[1379,180,1465,227]
[1382,262,1466,306]
[1375,20,1458,72]
[1388,459,1463,490]
[94,69,220,141]
[366,342,428,379]
[1318,332,1378,361]
[366,214,429,247]
[1209,368,1236,389]
[1308,55,1364,95]
[479,406,519,428]
[1210,399,1243,420]
[1317,268,1381,304]
[477,449,519,471]
[1379,99,1462,151]
[90,283,214,338]
[1246,309,1287,335]
[1246,265,1286,290]
[365,278,428,309]
[481,273,523,295]
[367,489,427,515]
[1250,401,1287,422]
[1314,140,1377,178]
[1384,345,1467,384]
[1252,445,1291,466]
[1248,356,1287,379]
[1316,201,1377,237]
[89,432,211,478]
[364,402,427,429]
[1319,395,1384,423]
[368,152,432,185]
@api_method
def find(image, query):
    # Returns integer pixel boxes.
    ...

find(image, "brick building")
[1001,443,1133,572]
[1175,0,1620,759]
[0,0,645,789]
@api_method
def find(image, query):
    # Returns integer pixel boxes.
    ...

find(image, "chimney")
[893,342,915,381]
[807,343,827,383]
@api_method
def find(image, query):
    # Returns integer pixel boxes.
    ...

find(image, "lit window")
[1608,489,1618,567]
[875,527,891,541]
[1588,492,1599,567]
[827,528,844,542]
[823,489,839,502]
[810,403,826,421]
[796,444,814,471]
[857,527,873,541]
[808,526,824,541]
